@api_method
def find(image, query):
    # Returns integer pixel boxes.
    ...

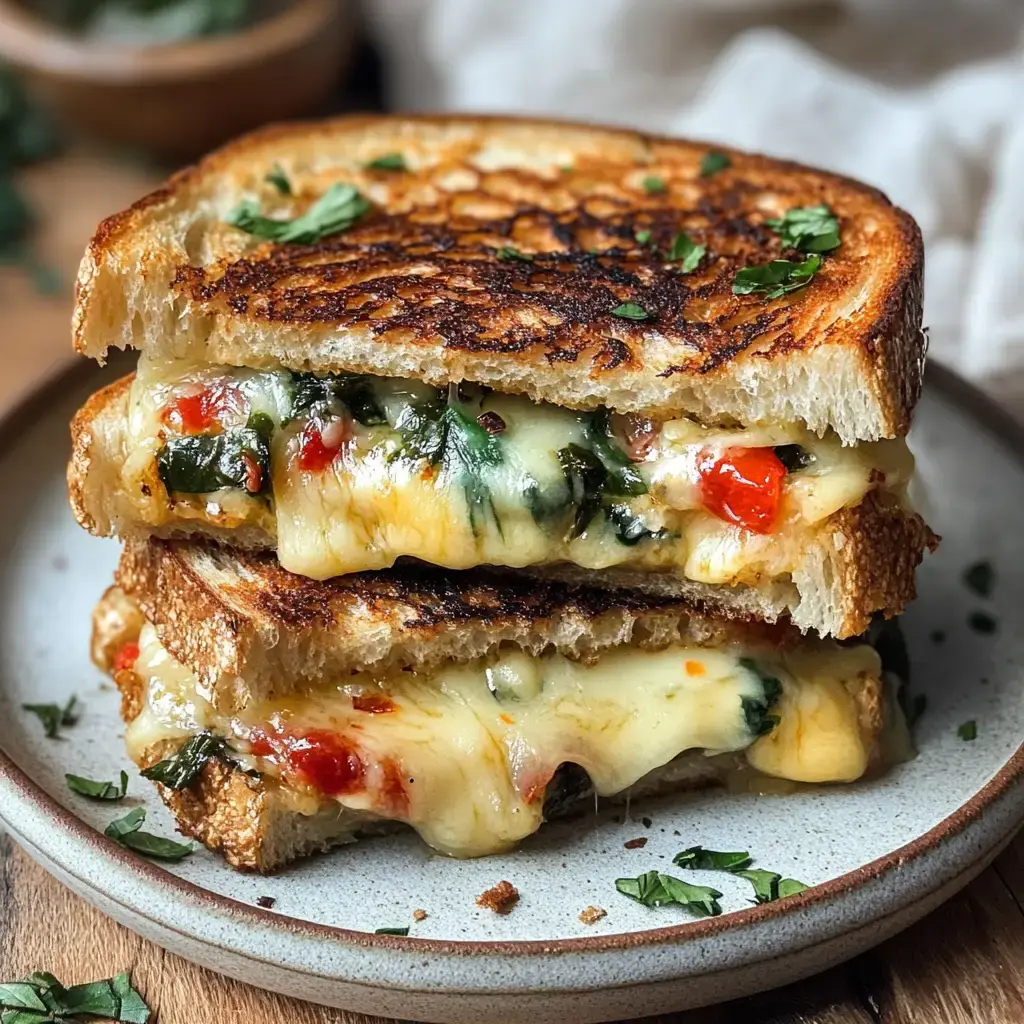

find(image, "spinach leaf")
[582,409,647,496]
[557,444,608,539]
[156,427,270,496]
[286,372,386,426]
[66,770,128,801]
[615,870,722,916]
[141,732,225,790]
[104,808,194,862]
[672,846,752,872]
[604,503,665,546]
[739,658,783,737]
[773,444,814,472]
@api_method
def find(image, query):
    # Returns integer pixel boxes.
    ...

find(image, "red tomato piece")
[297,418,352,472]
[698,446,786,534]
[113,641,140,673]
[284,729,365,796]
[162,383,246,435]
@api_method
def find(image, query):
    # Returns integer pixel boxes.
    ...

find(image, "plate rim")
[0,357,1022,961]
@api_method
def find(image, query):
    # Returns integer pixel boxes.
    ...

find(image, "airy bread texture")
[110,538,791,715]
[73,114,924,443]
[71,377,937,640]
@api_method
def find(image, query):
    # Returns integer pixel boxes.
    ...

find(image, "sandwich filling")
[122,355,916,590]
[121,621,883,858]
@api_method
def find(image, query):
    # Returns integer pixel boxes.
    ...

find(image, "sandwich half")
[70,115,936,637]
[94,538,905,872]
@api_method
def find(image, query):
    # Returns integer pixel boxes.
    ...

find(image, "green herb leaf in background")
[66,770,128,801]
[641,175,666,194]
[765,204,841,254]
[0,968,151,1023]
[141,732,225,790]
[227,182,370,245]
[958,720,978,741]
[732,254,822,300]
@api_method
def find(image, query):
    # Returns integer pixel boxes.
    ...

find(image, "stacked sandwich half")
[68,116,936,871]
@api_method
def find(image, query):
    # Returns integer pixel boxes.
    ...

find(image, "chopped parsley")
[22,696,78,739]
[765,204,841,254]
[66,770,128,801]
[732,254,822,300]
[641,175,667,194]
[226,182,370,244]
[104,808,195,862]
[615,870,722,916]
[374,926,410,936]
[963,560,994,598]
[0,970,150,1023]
[666,232,705,273]
[265,163,291,195]
[634,229,652,245]
[141,732,225,790]
[671,844,808,906]
[957,720,978,741]
[496,246,534,262]
[673,846,752,872]
[611,301,649,321]
[700,150,730,177]
[365,153,407,171]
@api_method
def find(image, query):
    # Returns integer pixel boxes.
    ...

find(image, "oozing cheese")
[126,624,882,858]
[123,354,915,584]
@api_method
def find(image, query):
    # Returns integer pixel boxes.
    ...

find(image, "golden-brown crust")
[67,375,133,535]
[829,490,940,637]
[74,113,925,438]
[114,536,799,698]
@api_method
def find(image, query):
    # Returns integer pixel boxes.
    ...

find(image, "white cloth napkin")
[364,0,1024,385]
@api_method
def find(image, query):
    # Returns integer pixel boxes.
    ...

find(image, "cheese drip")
[126,625,881,858]
[123,354,915,583]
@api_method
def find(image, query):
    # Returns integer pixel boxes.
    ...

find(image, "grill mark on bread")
[170,194,840,378]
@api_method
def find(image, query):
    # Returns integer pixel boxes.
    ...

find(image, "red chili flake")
[113,642,140,673]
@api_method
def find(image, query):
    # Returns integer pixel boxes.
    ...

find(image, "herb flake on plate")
[66,770,128,801]
[963,560,995,598]
[615,870,723,916]
[22,695,78,739]
[104,808,194,862]
[957,720,978,741]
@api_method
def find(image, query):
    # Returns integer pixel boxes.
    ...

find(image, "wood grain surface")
[2,154,1024,1024]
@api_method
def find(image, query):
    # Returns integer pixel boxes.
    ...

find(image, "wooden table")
[3,155,1024,1024]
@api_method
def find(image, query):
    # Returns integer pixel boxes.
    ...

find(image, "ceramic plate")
[1,361,1022,1024]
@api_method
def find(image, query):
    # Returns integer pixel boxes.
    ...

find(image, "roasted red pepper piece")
[698,446,786,534]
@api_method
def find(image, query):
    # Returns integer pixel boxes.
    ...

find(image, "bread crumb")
[623,837,648,849]
[477,880,519,914]
[413,909,428,922]
[579,906,607,925]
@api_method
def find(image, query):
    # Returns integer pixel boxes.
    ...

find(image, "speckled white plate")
[0,360,1022,1024]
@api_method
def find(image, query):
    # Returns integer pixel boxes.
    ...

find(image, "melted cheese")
[124,355,915,584]
[126,624,882,858]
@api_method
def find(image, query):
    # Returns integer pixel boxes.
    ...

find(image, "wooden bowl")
[0,0,353,159]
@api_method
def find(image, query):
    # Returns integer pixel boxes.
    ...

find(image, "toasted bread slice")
[96,580,886,873]
[110,537,791,715]
[72,380,937,639]
[74,114,924,443]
